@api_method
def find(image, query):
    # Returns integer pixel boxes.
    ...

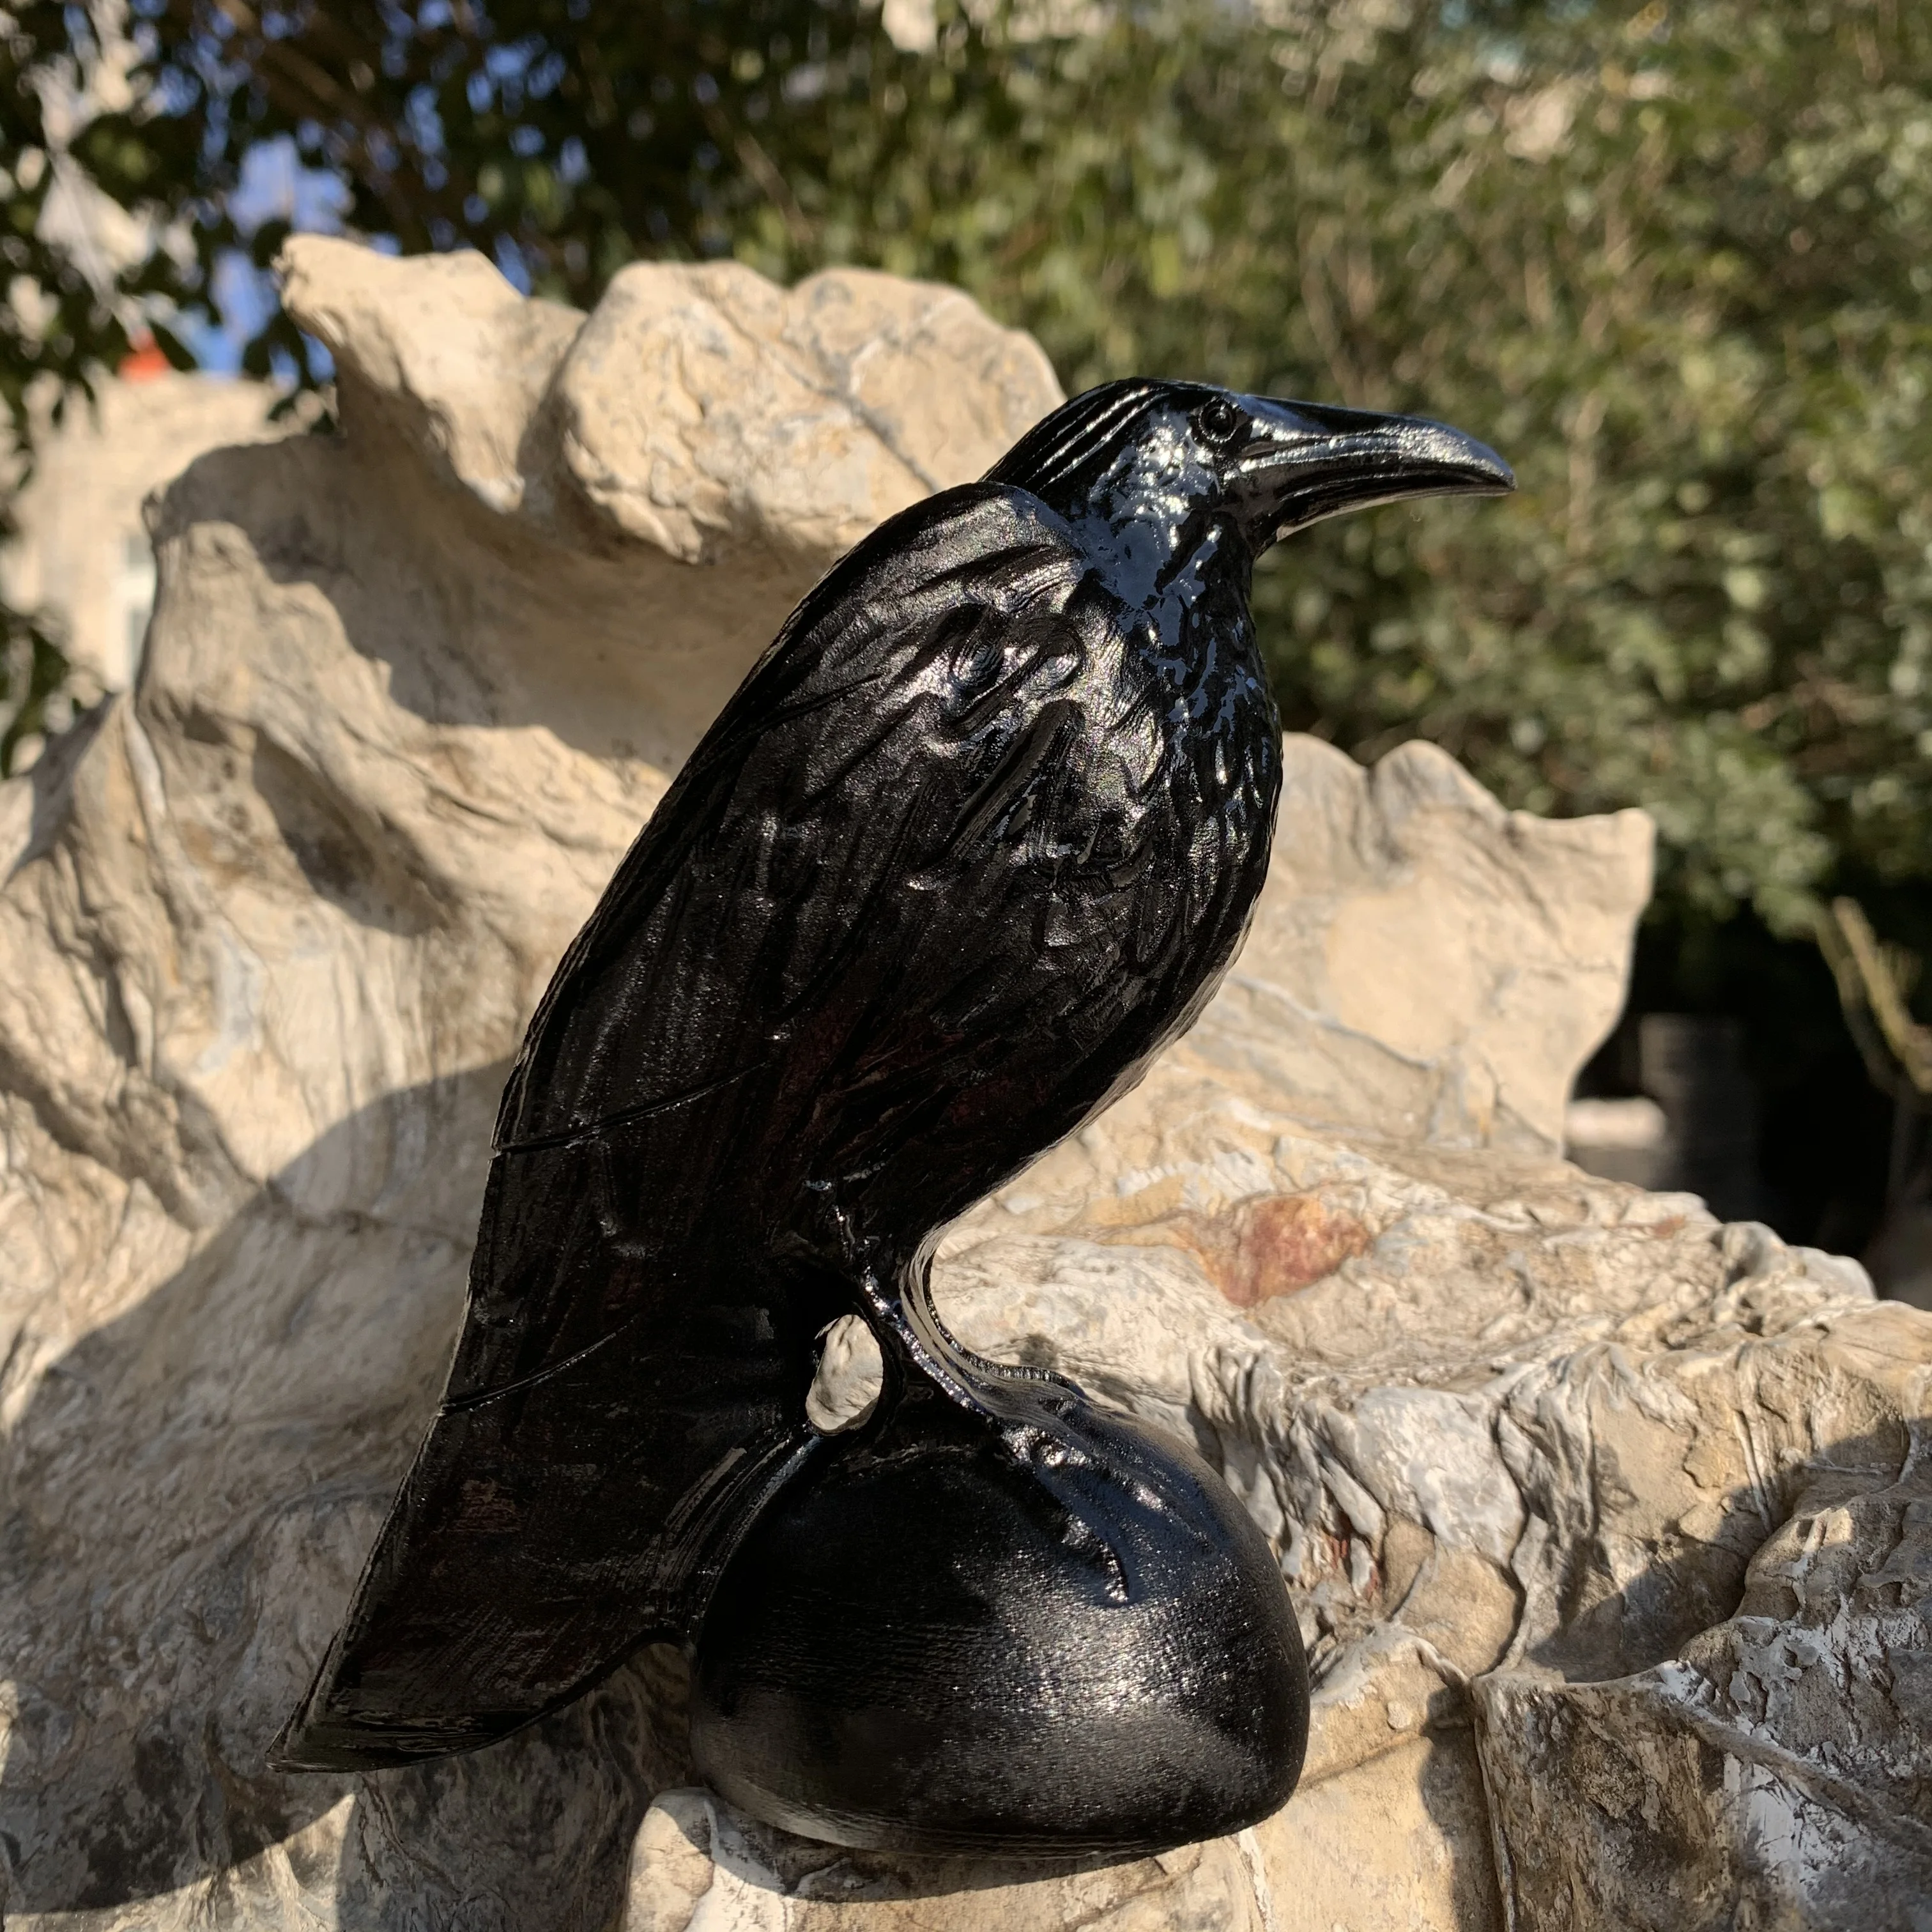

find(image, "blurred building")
[3,360,295,700]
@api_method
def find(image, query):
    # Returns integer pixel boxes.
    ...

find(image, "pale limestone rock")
[925,1153,1917,1929]
[1205,735,1653,1152]
[278,236,1061,763]
[1,236,1926,1932]
[553,256,1062,560]
[620,1786,1275,1932]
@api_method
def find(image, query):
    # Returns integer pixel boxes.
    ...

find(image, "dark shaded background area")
[1577,889,1932,1274]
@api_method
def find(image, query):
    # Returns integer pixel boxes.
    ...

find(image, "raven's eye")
[1195,396,1243,448]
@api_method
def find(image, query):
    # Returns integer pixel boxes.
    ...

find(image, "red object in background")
[119,334,170,381]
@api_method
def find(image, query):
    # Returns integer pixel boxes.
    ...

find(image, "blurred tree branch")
[1818,897,1932,1100]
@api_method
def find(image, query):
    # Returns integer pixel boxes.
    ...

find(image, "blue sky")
[173,137,353,376]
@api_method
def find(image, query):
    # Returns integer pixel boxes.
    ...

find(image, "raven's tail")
[271,1338,816,1772]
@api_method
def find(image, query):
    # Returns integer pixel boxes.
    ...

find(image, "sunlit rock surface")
[1,236,1922,1932]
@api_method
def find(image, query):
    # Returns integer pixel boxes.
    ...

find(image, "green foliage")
[1,0,877,765]
[76,0,884,341]
[739,0,1932,937]
[8,0,1932,946]
[0,601,68,770]
[0,10,134,433]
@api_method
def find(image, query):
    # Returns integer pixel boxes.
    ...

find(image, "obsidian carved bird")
[273,379,1511,1855]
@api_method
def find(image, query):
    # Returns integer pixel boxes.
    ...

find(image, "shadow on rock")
[331,1648,693,1932]
[1477,1381,1932,1926]
[0,1052,1060,1932]
[0,1063,675,1925]
[154,435,790,778]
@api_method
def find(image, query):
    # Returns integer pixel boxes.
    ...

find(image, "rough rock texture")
[1133,730,1652,1156]
[1,239,1926,1932]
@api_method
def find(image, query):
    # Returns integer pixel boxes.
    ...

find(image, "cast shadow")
[3,696,113,882]
[1406,1370,1924,1928]
[1410,1724,1507,1931]
[0,1061,1094,1929]
[0,1062,694,1924]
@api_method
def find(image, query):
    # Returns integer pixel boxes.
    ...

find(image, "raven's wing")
[273,482,1227,1770]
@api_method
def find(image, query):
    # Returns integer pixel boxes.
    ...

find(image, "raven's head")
[988,379,1512,567]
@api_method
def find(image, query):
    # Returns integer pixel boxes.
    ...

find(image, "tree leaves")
[774,0,1932,934]
[8,0,1932,942]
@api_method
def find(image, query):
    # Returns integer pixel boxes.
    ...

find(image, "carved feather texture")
[273,381,1509,1855]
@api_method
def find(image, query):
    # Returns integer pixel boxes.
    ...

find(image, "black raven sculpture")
[273,379,1511,1855]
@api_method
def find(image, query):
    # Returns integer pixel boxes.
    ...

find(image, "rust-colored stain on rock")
[1217,1192,1375,1305]
[1107,1190,1375,1307]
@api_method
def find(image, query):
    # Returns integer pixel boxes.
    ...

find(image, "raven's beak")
[1232,397,1514,545]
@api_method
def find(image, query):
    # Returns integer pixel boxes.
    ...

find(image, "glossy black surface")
[691,1352,1310,1855]
[273,380,1510,1853]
